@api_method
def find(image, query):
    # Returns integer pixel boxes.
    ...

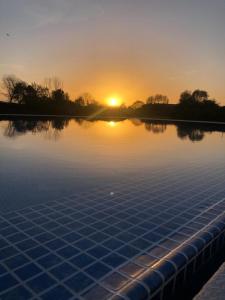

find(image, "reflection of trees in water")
[177,126,205,142]
[3,118,225,143]
[4,120,50,138]
[4,118,69,139]
[144,122,167,134]
[51,119,69,131]
[142,121,225,142]
[74,118,93,129]
[130,119,143,126]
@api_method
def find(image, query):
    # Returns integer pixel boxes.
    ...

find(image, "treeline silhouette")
[1,75,225,122]
[1,116,225,142]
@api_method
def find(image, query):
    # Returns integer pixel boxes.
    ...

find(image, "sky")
[1,0,225,104]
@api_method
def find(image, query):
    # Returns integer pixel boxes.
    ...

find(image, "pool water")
[1,117,225,212]
[1,117,225,300]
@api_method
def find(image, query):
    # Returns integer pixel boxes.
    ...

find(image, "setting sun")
[107,97,121,107]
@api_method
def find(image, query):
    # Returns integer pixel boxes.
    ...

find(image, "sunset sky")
[1,0,225,104]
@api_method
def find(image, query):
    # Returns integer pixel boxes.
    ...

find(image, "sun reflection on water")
[108,121,117,128]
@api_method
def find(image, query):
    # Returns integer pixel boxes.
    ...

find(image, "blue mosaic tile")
[102,272,130,291]
[25,227,44,236]
[41,221,59,230]
[70,253,95,268]
[166,252,187,270]
[120,282,149,300]
[85,262,112,280]
[57,245,80,259]
[89,232,109,243]
[73,238,95,250]
[142,232,163,243]
[64,272,94,293]
[1,173,225,299]
[102,253,126,268]
[45,238,67,250]
[152,260,176,281]
[34,232,55,243]
[4,254,29,270]
[7,232,28,243]
[117,245,140,259]
[26,245,49,259]
[82,284,113,300]
[87,245,110,259]
[103,238,124,250]
[0,264,7,275]
[41,285,73,300]
[16,221,34,231]
[27,273,56,293]
[37,253,62,269]
[15,263,42,281]
[62,232,82,243]
[0,246,19,260]
[50,262,77,280]
[0,273,18,292]
[16,239,39,251]
[0,239,9,248]
[134,254,158,267]
[131,238,153,250]
[119,262,146,278]
[141,270,163,294]
[0,285,32,300]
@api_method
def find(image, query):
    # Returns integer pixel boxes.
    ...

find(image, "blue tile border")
[113,212,225,300]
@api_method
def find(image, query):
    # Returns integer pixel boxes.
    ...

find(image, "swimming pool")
[1,117,225,299]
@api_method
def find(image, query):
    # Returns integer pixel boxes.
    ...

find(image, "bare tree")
[43,78,52,94]
[43,77,63,93]
[147,94,169,105]
[52,77,63,90]
[1,75,21,102]
[75,93,96,106]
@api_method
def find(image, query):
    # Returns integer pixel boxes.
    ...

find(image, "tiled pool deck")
[1,165,225,300]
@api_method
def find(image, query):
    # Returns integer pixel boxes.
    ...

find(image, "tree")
[179,90,193,105]
[52,89,69,103]
[146,94,169,105]
[31,83,49,100]
[74,93,96,106]
[22,85,39,104]
[130,100,144,109]
[13,81,28,104]
[192,90,208,102]
[44,77,63,92]
[179,90,217,107]
[12,82,49,105]
[1,75,23,102]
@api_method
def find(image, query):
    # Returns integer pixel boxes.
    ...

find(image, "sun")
[107,97,121,107]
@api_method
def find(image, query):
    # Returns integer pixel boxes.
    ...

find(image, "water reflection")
[1,117,225,142]
[108,121,117,128]
[175,123,225,142]
[177,126,204,142]
[144,122,167,134]
[3,117,69,140]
